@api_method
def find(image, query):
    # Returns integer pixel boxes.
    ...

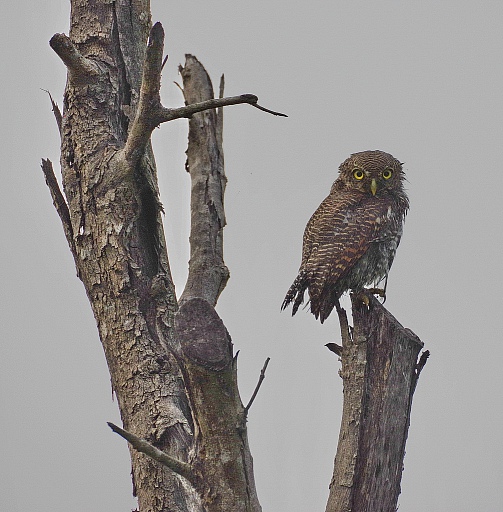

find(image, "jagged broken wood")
[325,291,427,512]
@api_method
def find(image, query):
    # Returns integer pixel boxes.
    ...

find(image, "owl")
[282,150,409,323]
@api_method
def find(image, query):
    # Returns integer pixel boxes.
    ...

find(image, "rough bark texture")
[49,3,197,511]
[45,2,264,511]
[325,292,427,512]
[175,299,261,512]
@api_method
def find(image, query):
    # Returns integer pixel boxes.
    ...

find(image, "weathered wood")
[44,3,279,511]
[179,55,229,305]
[175,298,262,512]
[325,292,426,512]
[48,3,197,511]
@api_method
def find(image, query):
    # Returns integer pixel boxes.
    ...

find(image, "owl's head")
[336,150,405,196]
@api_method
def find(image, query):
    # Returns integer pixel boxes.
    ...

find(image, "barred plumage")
[282,150,409,323]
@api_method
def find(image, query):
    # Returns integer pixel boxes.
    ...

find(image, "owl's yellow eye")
[353,169,364,180]
[382,169,393,179]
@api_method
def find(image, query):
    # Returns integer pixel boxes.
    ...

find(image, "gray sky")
[2,1,503,511]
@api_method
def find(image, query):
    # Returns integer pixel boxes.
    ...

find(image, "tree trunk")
[325,292,428,512]
[44,2,271,511]
[48,3,193,511]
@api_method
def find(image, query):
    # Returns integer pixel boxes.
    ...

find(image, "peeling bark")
[49,4,194,510]
[44,3,276,511]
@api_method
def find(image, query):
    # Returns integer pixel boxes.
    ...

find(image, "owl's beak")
[370,178,377,196]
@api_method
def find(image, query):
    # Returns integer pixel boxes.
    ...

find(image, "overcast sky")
[2,1,503,511]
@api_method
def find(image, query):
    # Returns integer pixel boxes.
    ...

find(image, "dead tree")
[326,293,428,512]
[42,3,426,511]
[43,3,284,511]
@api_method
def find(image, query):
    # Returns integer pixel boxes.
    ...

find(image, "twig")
[173,81,183,93]
[158,94,286,123]
[40,159,75,253]
[41,89,62,135]
[107,422,196,484]
[161,54,169,71]
[335,300,352,346]
[244,357,271,414]
[250,102,288,117]
[217,74,225,148]
[219,74,225,99]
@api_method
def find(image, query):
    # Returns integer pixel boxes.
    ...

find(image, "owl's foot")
[355,288,386,306]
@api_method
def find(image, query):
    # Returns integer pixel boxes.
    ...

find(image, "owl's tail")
[281,270,309,316]
[309,284,339,324]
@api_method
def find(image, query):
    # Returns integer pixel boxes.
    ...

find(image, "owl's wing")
[302,192,394,319]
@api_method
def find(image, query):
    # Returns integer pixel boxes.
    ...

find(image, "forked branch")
[123,22,286,167]
[122,21,165,164]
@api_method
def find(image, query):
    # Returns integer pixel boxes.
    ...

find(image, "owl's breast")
[343,235,400,291]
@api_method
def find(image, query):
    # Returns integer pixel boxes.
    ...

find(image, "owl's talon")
[360,293,370,306]
[366,287,384,296]
[356,288,386,307]
[367,287,386,300]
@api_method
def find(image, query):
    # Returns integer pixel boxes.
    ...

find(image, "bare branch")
[41,89,62,135]
[158,93,287,122]
[40,159,75,254]
[107,422,197,484]
[325,342,343,356]
[244,357,271,414]
[123,21,164,165]
[49,33,101,83]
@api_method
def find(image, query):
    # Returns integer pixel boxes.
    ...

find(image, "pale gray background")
[2,1,503,511]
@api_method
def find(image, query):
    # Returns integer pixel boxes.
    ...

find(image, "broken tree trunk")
[325,291,428,512]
